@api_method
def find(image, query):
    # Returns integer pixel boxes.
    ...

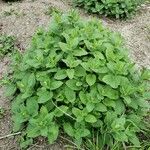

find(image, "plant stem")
[52,100,76,120]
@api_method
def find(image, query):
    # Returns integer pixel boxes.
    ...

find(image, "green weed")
[0,35,16,59]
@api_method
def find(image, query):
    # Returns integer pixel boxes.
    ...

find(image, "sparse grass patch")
[0,35,16,59]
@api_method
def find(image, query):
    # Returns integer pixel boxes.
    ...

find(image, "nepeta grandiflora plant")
[74,0,140,19]
[0,35,16,58]
[5,11,150,149]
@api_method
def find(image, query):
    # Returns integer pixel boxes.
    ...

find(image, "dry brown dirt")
[0,0,150,149]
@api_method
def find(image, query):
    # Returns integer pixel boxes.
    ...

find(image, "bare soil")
[0,0,150,149]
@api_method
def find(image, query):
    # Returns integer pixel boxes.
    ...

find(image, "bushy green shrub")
[74,0,140,18]
[0,35,16,58]
[5,11,150,149]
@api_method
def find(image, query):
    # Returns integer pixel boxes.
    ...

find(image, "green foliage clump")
[5,12,150,149]
[73,0,140,18]
[0,35,16,58]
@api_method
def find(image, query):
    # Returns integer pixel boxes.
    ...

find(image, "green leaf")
[54,105,69,117]
[93,51,104,60]
[95,103,107,112]
[79,91,87,104]
[123,96,131,104]
[69,37,79,49]
[86,102,95,112]
[103,98,116,108]
[75,65,86,77]
[20,138,33,149]
[102,74,120,88]
[106,47,116,61]
[85,114,97,123]
[27,125,40,138]
[136,98,149,108]
[26,97,39,116]
[59,42,70,52]
[40,106,49,116]
[143,92,150,99]
[13,115,23,132]
[50,80,63,90]
[62,56,81,68]
[63,123,74,137]
[28,73,36,88]
[64,86,76,103]
[54,70,67,80]
[86,74,96,86]
[66,69,74,79]
[111,117,126,131]
[141,69,150,80]
[66,79,80,91]
[113,132,128,142]
[5,84,17,97]
[81,62,90,71]
[40,128,48,136]
[21,90,33,99]
[72,108,81,117]
[80,129,90,137]
[73,48,88,56]
[92,120,103,128]
[72,108,84,122]
[129,136,140,147]
[47,124,59,144]
[115,100,125,114]
[102,86,119,99]
[37,88,53,103]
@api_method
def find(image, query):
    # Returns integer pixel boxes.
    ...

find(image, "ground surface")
[0,0,150,149]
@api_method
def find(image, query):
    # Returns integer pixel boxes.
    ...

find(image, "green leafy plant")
[5,11,150,149]
[0,35,16,58]
[73,0,141,19]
